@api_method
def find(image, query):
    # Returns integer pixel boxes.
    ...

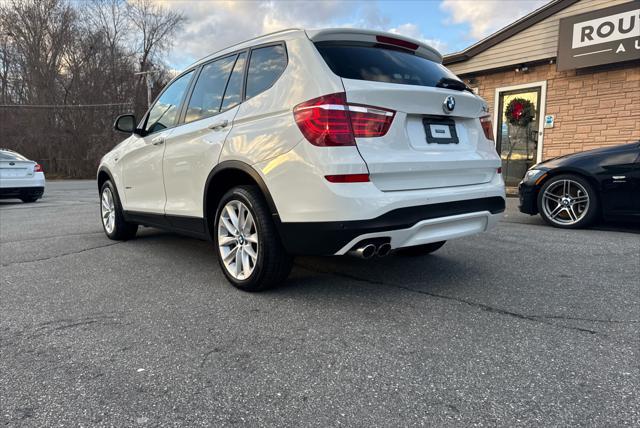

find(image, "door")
[496,87,541,187]
[163,52,246,218]
[121,70,194,213]
[315,42,499,192]
[599,144,640,217]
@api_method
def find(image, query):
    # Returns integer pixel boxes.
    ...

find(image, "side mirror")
[114,114,137,134]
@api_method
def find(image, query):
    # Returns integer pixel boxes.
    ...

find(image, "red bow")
[512,102,524,119]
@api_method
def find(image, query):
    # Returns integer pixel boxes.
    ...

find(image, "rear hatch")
[0,153,35,181]
[312,34,499,191]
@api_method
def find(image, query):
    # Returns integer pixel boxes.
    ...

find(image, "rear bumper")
[0,186,45,199]
[278,196,505,255]
[0,173,45,190]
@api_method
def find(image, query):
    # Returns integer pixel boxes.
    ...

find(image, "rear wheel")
[214,185,292,291]
[537,174,598,229]
[100,181,138,240]
[397,241,446,256]
[20,195,39,203]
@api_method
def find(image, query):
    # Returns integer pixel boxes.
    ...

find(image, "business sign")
[557,2,640,71]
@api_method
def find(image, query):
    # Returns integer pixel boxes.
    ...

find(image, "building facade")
[444,0,639,187]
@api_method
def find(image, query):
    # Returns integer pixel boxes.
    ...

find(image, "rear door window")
[185,55,237,123]
[315,43,464,89]
[245,44,287,99]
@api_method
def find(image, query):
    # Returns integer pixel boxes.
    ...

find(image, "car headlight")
[523,169,546,184]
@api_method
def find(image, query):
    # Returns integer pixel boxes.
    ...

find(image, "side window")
[145,70,193,134]
[245,44,287,99]
[221,52,246,111]
[185,55,236,123]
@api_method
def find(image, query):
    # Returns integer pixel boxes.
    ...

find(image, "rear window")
[315,43,464,89]
[0,151,27,161]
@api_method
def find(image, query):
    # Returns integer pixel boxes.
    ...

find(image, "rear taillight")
[34,163,43,172]
[293,92,395,147]
[480,116,494,142]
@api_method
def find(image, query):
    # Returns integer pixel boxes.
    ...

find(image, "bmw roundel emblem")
[443,96,455,114]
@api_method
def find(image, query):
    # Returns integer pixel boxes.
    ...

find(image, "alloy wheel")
[217,200,259,280]
[541,179,590,226]
[101,187,116,234]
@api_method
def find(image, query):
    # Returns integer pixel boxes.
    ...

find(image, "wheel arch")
[97,167,115,194]
[203,161,280,234]
[538,166,600,197]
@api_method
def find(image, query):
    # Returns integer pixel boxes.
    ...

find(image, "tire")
[100,180,138,240]
[20,195,39,203]
[537,174,598,229]
[397,241,446,257]
[213,185,292,291]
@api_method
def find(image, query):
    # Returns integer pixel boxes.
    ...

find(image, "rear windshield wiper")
[435,77,472,93]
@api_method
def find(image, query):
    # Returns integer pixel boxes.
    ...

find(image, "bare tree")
[127,0,185,115]
[0,0,187,178]
[0,0,76,104]
[84,0,136,97]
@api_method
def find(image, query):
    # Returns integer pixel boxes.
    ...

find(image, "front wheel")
[537,174,598,229]
[214,185,292,291]
[100,181,138,240]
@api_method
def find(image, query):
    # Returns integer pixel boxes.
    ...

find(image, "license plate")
[423,117,459,144]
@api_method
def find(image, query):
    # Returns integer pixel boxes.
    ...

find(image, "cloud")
[440,0,550,40]
[156,0,360,67]
[388,23,448,54]
[153,0,447,68]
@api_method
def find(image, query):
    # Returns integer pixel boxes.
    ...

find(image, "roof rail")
[190,28,303,67]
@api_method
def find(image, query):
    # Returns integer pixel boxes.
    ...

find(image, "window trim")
[140,68,196,136]
[243,41,288,102]
[220,51,248,112]
[179,51,243,126]
[138,41,288,134]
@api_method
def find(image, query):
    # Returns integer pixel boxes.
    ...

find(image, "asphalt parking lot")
[1,180,638,426]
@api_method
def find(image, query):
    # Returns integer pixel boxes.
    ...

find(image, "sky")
[158,0,551,69]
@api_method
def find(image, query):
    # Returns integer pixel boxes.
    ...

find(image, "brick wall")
[464,62,639,160]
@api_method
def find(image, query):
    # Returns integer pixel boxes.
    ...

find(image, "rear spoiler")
[305,28,443,63]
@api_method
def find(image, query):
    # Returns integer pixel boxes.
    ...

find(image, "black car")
[519,142,640,228]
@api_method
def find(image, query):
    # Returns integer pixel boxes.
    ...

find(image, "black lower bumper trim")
[0,186,44,199]
[278,196,505,256]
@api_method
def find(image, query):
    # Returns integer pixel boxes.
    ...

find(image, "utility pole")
[134,69,158,108]
[1,32,15,105]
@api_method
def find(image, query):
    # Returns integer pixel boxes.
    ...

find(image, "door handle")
[209,119,229,130]
[152,137,165,146]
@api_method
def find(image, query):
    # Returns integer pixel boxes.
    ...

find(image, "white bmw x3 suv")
[98,28,505,291]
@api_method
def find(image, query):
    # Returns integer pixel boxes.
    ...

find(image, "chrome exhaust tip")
[377,242,391,257]
[349,244,377,259]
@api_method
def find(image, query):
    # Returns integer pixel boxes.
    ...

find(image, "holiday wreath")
[505,98,535,127]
